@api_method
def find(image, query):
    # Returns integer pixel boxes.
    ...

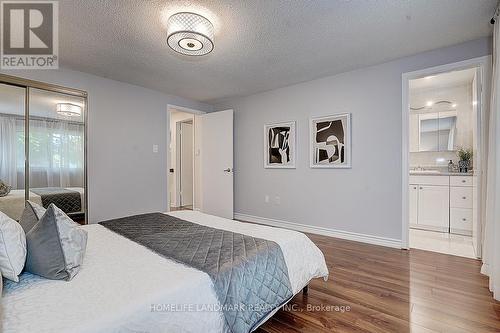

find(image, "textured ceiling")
[58,0,495,103]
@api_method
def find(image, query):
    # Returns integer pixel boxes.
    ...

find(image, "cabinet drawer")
[450,176,473,187]
[450,208,472,235]
[409,175,449,186]
[450,186,473,208]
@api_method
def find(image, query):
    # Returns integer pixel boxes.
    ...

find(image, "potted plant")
[457,148,473,173]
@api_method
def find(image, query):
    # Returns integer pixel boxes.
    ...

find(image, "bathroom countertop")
[409,171,474,176]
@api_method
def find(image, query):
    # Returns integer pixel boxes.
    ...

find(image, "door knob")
[223,168,232,173]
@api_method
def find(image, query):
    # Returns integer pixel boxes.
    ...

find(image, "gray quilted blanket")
[31,187,82,213]
[100,213,293,333]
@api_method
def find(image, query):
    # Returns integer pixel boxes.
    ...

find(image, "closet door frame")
[0,73,89,224]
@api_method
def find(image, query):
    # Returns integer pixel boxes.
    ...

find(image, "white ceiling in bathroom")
[410,68,477,91]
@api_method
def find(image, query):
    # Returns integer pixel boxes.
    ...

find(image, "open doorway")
[168,107,199,212]
[402,56,490,259]
[167,105,234,218]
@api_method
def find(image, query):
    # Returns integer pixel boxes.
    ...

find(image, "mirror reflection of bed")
[0,83,87,224]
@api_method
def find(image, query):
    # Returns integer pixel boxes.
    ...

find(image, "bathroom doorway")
[402,56,491,258]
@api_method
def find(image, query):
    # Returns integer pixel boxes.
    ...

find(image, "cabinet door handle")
[462,180,466,183]
[413,186,417,190]
[462,196,467,200]
[462,218,467,221]
[419,187,423,190]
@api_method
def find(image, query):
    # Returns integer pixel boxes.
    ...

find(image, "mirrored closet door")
[0,75,87,224]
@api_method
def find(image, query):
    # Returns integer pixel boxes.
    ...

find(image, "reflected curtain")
[481,20,500,301]
[0,115,84,189]
[28,118,84,188]
[0,115,20,188]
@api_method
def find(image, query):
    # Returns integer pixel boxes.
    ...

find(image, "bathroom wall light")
[56,103,82,117]
[166,12,214,56]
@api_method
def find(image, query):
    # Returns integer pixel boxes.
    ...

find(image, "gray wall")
[1,68,212,223]
[216,37,491,241]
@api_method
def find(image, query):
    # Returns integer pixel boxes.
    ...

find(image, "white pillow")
[0,211,26,282]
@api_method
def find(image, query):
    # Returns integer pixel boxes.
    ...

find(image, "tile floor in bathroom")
[409,228,476,258]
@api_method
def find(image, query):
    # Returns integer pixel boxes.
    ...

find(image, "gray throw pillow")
[25,204,87,281]
[0,180,11,197]
[19,200,46,234]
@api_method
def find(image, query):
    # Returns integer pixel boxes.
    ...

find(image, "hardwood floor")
[256,233,500,333]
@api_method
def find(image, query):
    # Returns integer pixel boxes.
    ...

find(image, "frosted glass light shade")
[56,103,82,117]
[167,12,214,56]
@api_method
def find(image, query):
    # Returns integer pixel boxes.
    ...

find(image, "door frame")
[401,56,491,253]
[176,119,194,207]
[166,104,205,212]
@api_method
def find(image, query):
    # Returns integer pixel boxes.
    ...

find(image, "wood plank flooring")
[256,233,500,333]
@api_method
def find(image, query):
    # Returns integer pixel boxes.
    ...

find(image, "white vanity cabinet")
[409,184,419,227]
[409,174,473,235]
[417,185,450,231]
[450,176,473,235]
[409,175,450,232]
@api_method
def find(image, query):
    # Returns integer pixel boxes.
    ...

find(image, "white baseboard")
[234,212,402,249]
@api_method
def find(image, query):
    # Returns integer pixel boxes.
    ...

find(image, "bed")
[0,187,85,221]
[1,210,329,333]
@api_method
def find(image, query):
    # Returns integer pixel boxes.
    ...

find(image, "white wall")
[215,37,491,242]
[0,68,213,223]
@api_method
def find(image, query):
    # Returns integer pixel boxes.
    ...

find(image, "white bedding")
[0,190,42,221]
[1,211,329,333]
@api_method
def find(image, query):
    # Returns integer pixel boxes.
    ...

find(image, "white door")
[200,110,234,219]
[180,121,193,207]
[409,184,418,227]
[417,185,449,231]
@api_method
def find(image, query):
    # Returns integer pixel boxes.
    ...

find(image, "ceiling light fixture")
[56,103,82,117]
[166,12,214,56]
[426,101,433,107]
[452,103,457,108]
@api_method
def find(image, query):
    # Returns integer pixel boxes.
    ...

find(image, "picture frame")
[310,113,351,168]
[264,121,296,168]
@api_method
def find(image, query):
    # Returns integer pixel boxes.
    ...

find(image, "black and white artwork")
[264,121,296,168]
[310,113,351,168]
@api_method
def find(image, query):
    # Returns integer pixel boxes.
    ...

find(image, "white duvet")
[1,211,329,333]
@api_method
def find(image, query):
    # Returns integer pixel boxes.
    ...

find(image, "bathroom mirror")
[418,111,457,152]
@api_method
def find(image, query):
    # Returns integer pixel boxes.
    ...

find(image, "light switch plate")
[152,144,159,153]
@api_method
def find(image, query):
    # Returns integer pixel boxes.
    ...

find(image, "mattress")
[1,211,329,333]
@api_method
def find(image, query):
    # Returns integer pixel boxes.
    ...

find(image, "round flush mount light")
[56,103,82,117]
[167,12,214,56]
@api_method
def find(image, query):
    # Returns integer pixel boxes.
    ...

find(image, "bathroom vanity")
[409,173,474,236]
